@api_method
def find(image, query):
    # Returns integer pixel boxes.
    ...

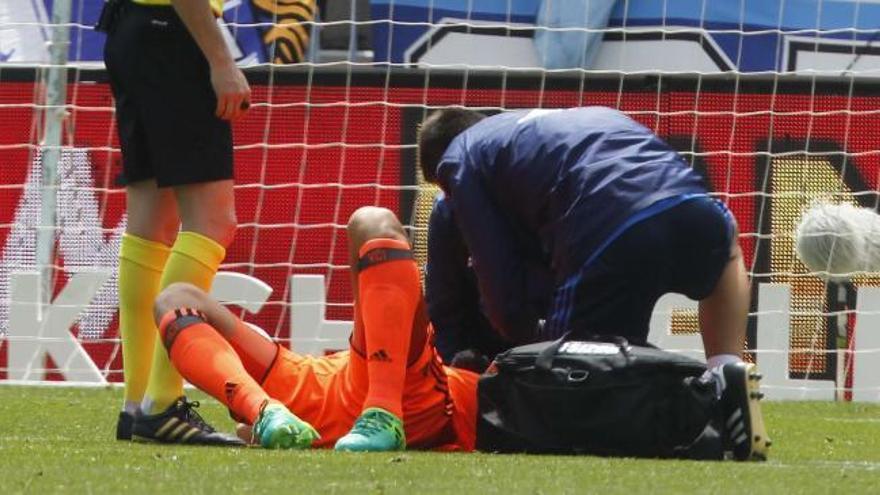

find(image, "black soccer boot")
[716,362,771,461]
[116,411,136,441]
[132,397,245,446]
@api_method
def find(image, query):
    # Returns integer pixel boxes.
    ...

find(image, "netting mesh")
[0,1,879,398]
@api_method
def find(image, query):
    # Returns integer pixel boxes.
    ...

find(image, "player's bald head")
[417,107,486,183]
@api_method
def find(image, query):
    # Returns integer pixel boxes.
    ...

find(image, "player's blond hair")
[795,202,880,281]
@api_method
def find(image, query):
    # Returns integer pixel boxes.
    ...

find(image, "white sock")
[140,397,155,416]
[701,354,743,398]
[122,400,140,416]
[707,353,742,370]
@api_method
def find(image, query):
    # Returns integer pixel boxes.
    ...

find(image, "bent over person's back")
[438,107,706,278]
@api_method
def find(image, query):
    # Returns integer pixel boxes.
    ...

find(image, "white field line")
[762,460,880,471]
[819,417,880,424]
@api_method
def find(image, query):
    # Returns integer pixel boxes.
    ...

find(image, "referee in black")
[101,0,250,445]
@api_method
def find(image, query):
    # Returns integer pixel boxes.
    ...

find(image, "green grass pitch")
[1,387,878,494]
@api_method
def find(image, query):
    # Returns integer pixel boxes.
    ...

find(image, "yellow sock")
[118,234,170,412]
[143,231,226,414]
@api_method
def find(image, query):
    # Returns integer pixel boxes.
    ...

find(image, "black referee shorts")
[104,3,233,188]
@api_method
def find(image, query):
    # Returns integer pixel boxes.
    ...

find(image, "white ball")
[795,203,875,281]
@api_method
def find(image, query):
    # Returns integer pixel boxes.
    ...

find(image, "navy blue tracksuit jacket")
[429,107,707,346]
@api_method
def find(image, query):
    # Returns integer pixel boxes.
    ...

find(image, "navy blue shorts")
[544,195,736,343]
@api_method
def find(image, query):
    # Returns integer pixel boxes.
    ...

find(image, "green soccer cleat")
[253,401,320,449]
[334,407,406,452]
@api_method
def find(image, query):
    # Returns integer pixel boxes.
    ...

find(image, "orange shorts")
[260,328,479,451]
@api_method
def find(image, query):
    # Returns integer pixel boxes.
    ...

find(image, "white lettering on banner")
[0,150,125,341]
[648,293,703,361]
[853,287,880,402]
[4,270,275,382]
[289,274,352,356]
[755,284,836,400]
[211,272,273,314]
[649,285,857,400]
[0,149,122,382]
[8,271,109,382]
[649,284,878,401]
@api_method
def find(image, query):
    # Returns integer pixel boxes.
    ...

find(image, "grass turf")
[0,387,878,494]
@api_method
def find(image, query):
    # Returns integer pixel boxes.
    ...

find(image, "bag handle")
[535,333,632,372]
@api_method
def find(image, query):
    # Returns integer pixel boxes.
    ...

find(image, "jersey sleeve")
[437,158,551,343]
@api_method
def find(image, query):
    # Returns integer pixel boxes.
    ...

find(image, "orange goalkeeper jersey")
[259,327,480,451]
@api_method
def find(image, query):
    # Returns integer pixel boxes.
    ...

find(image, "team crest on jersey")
[558,342,620,355]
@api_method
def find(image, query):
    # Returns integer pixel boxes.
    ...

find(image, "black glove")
[450,349,490,374]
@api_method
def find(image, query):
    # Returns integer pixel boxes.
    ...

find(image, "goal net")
[0,0,879,401]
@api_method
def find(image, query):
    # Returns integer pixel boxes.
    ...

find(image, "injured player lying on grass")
[149,206,768,459]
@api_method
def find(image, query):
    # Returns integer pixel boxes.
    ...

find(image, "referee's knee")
[182,210,237,248]
[216,211,238,247]
[206,209,237,248]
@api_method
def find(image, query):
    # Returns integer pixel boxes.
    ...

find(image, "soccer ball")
[795,202,880,281]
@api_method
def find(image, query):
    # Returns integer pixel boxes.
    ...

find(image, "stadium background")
[1,0,879,397]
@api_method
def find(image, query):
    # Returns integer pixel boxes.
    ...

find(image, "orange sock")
[357,238,420,418]
[157,310,269,424]
[226,319,279,382]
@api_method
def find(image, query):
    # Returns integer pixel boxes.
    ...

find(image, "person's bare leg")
[143,179,238,413]
[118,180,179,418]
[697,244,771,461]
[175,179,237,247]
[699,244,749,362]
[126,180,180,244]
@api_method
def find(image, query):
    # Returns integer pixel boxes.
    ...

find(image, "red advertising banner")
[1,69,878,383]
